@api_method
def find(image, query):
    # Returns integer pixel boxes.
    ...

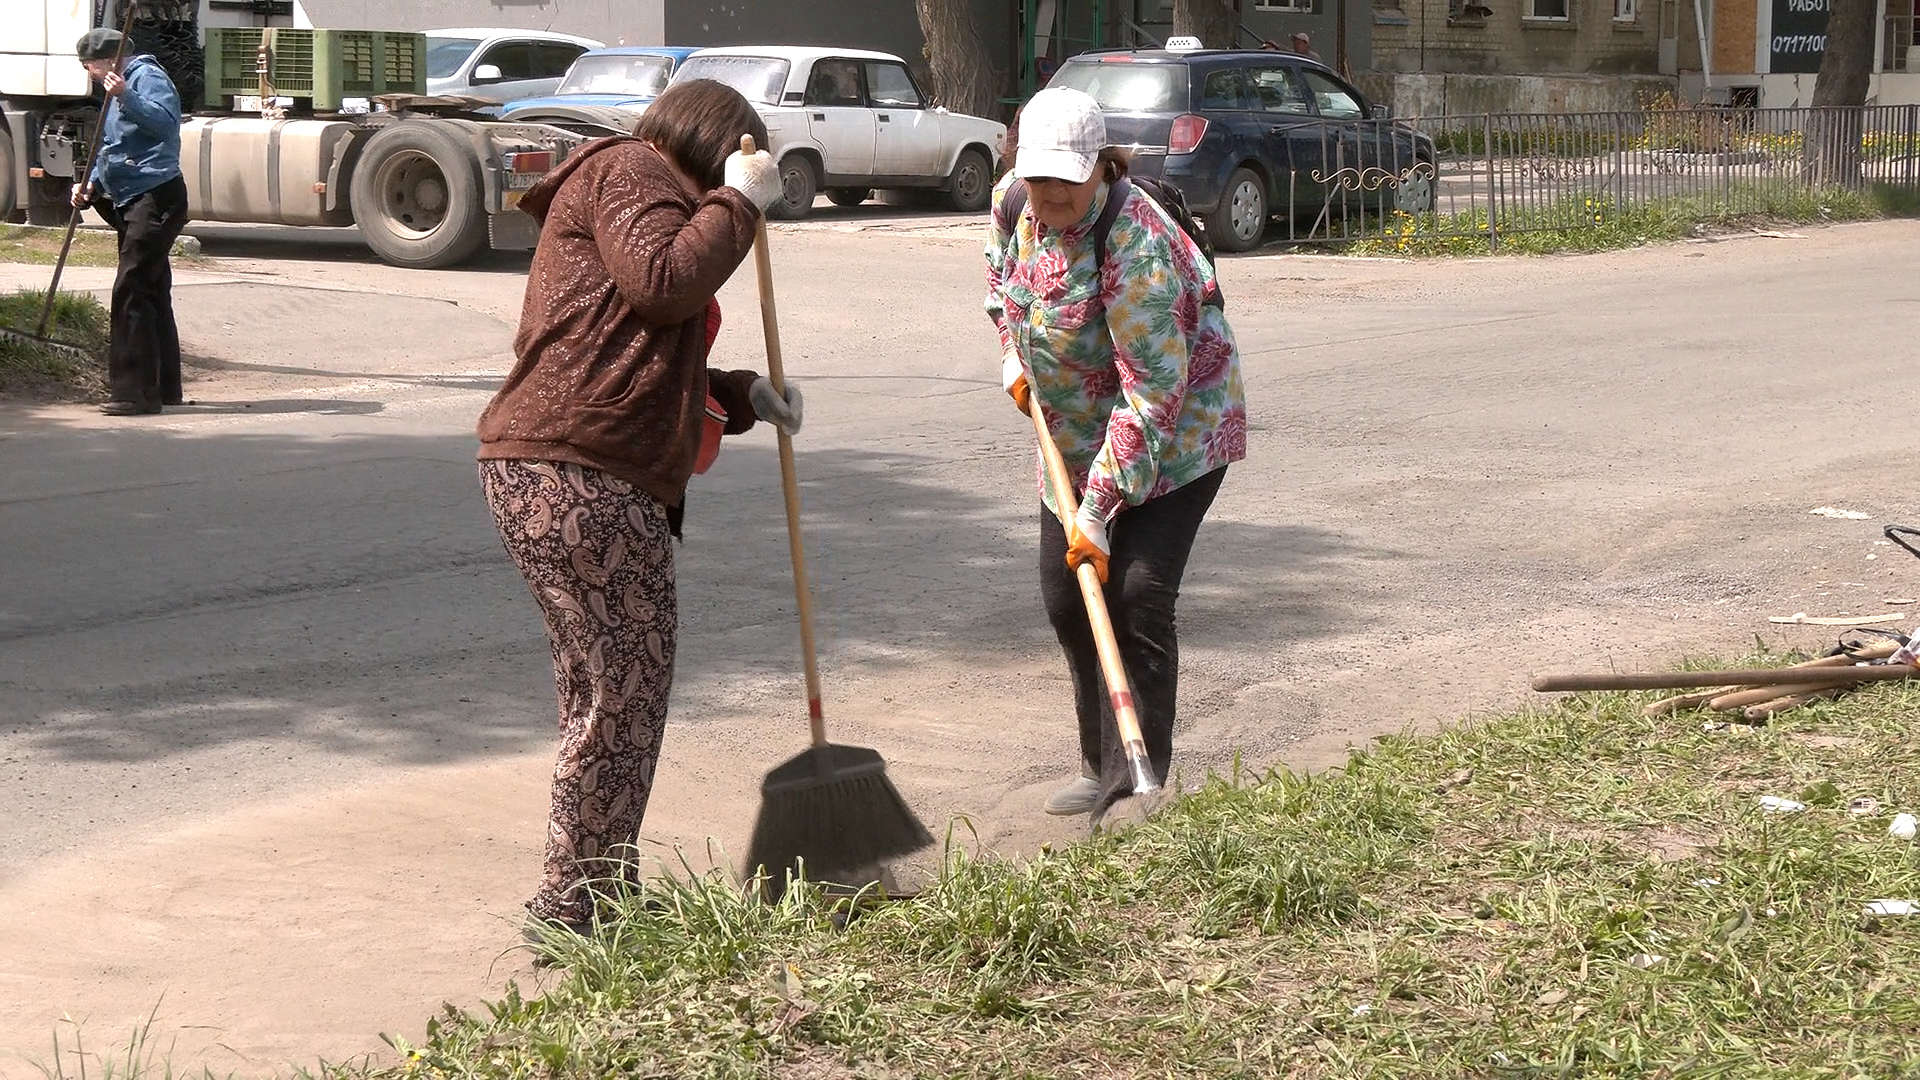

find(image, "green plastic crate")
[203,27,425,111]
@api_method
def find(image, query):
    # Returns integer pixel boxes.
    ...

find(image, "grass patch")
[0,224,205,268]
[0,223,124,268]
[331,652,1920,1078]
[1348,183,1920,257]
[0,289,108,399]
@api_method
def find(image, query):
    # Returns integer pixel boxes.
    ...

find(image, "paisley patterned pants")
[480,459,677,926]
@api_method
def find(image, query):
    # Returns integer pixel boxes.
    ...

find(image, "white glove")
[1072,503,1111,557]
[748,376,803,434]
[1000,352,1026,394]
[724,149,781,212]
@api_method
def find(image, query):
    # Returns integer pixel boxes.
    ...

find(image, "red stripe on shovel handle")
[808,697,824,722]
[1110,690,1135,715]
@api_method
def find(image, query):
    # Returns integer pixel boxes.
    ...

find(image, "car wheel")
[767,156,817,221]
[947,148,991,213]
[1392,159,1437,214]
[349,121,488,269]
[1210,168,1267,253]
[826,187,871,208]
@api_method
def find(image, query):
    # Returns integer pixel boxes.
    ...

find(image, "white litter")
[1850,797,1882,816]
[1810,507,1873,520]
[1865,900,1918,917]
[1760,796,1807,813]
[1351,1003,1373,1017]
[1694,877,1722,888]
[1892,814,1918,840]
[1628,954,1665,969]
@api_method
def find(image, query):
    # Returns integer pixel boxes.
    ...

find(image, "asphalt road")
[2,211,1917,1076]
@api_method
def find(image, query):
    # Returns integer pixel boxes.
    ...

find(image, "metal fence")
[1263,104,1920,251]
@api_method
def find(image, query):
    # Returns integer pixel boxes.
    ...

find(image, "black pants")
[1039,467,1225,814]
[95,177,188,406]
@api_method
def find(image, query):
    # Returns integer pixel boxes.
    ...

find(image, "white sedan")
[423,29,603,104]
[667,46,1007,219]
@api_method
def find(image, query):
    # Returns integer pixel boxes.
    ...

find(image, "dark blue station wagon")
[1047,45,1437,252]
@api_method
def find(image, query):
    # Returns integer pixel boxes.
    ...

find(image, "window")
[1047,59,1188,111]
[864,62,924,108]
[534,44,588,79]
[556,53,674,97]
[1254,0,1314,10]
[671,55,791,105]
[806,59,865,107]
[426,37,481,79]
[475,43,540,81]
[1526,0,1570,18]
[1199,68,1252,110]
[1299,69,1363,118]
[1249,66,1313,113]
[1614,0,1637,18]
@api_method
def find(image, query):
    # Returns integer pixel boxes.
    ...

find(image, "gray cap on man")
[76,28,124,61]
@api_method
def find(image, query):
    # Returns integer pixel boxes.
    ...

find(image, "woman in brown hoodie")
[475,79,798,934]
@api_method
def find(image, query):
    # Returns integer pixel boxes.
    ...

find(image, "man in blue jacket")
[71,28,188,416]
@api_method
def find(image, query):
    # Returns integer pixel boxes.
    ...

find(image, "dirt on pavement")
[3,217,1917,1077]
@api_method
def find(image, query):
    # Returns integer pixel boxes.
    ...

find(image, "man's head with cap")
[1012,86,1116,229]
[76,28,124,79]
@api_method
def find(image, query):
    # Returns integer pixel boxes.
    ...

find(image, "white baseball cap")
[1014,87,1107,184]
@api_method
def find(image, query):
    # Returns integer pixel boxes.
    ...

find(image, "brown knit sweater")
[477,137,763,508]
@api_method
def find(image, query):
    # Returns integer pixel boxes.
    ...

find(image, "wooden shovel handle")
[1027,402,1157,792]
[1535,663,1917,692]
[1641,646,1896,715]
[743,134,826,748]
[1744,687,1843,721]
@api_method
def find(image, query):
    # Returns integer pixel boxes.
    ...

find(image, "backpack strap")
[1091,176,1132,282]
[1000,178,1028,233]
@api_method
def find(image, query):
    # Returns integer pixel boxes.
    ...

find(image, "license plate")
[506,171,543,190]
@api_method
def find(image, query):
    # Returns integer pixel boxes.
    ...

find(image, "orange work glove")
[1065,505,1111,584]
[1001,352,1031,416]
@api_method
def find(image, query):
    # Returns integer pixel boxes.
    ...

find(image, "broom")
[737,136,931,898]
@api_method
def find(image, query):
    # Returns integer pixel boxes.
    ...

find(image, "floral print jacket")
[985,175,1248,524]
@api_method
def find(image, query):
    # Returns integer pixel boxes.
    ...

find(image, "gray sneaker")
[1044,776,1103,816]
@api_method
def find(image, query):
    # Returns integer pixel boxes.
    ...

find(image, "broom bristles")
[743,748,933,897]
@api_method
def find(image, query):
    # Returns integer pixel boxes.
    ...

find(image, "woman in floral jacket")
[985,87,1248,828]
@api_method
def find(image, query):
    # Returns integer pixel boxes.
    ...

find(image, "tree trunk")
[1803,0,1875,186]
[1173,0,1241,49]
[916,0,1000,120]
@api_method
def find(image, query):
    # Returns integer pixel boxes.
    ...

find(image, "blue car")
[498,46,700,131]
[1047,42,1436,252]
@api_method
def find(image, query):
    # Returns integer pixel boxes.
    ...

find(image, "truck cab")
[2,0,588,268]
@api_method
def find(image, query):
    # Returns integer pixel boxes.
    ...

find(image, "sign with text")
[1770,0,1831,74]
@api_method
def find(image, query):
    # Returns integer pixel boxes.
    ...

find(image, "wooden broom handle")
[742,135,827,748]
[1027,401,1157,790]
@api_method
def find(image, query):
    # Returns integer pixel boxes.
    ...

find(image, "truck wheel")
[0,135,18,224]
[826,187,870,208]
[766,156,817,221]
[349,122,487,269]
[946,148,991,213]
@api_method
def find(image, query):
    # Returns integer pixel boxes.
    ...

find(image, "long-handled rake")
[0,2,138,360]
